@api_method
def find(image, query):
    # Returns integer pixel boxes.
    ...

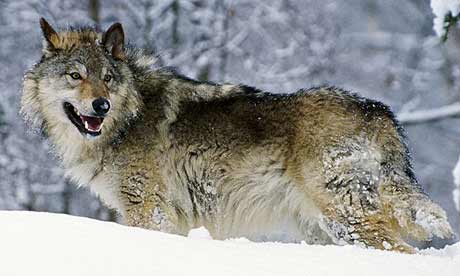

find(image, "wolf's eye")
[103,74,112,82]
[69,72,82,80]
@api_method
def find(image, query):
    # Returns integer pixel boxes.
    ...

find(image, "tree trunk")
[89,0,100,28]
[171,0,180,58]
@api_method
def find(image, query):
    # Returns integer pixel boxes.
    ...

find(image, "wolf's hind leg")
[317,193,415,253]
[373,112,453,242]
[315,146,453,252]
[380,172,453,242]
[309,174,415,252]
[312,141,416,253]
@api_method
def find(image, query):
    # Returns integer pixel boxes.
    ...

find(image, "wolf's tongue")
[80,115,103,131]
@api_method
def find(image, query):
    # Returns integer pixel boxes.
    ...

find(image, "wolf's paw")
[412,205,453,239]
[393,197,453,240]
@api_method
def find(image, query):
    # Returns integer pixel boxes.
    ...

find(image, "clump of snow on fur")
[382,241,393,250]
[431,0,460,37]
[415,209,449,238]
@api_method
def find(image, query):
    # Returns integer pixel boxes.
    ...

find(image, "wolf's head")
[22,19,143,147]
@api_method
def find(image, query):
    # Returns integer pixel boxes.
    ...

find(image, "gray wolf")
[21,19,453,253]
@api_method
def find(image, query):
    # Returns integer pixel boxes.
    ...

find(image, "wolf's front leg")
[120,189,172,232]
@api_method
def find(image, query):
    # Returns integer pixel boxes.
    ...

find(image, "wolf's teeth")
[75,108,80,116]
[84,120,89,130]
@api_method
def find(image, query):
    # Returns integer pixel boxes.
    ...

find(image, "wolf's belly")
[176,156,328,243]
[202,195,331,244]
[212,213,305,242]
[213,187,332,244]
[163,147,331,243]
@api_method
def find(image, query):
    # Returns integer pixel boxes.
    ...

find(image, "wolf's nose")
[92,97,111,115]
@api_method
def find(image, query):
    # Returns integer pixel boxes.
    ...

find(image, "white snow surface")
[431,0,460,36]
[0,211,459,276]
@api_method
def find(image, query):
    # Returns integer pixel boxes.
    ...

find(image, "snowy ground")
[0,211,458,276]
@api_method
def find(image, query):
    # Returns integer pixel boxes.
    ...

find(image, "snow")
[452,156,460,211]
[0,211,459,276]
[187,226,213,240]
[431,0,460,37]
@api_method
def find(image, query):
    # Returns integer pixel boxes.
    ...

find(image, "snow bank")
[0,211,458,276]
[431,0,460,37]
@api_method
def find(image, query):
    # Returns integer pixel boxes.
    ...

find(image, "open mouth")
[63,102,104,137]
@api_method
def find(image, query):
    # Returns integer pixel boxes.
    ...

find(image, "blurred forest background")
[0,0,459,245]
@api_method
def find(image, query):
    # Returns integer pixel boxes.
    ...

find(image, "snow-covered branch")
[452,158,460,211]
[397,102,460,124]
[431,0,460,40]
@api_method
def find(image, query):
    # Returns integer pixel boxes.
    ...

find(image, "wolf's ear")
[39,18,59,53]
[102,23,125,60]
